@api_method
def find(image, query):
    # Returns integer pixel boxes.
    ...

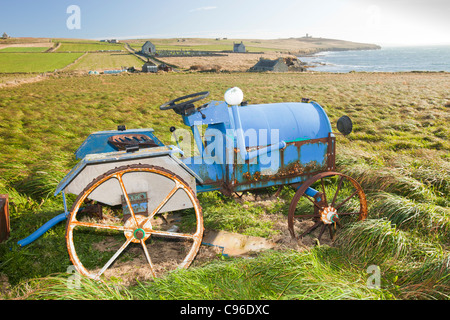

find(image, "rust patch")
[275,160,326,178]
[0,195,10,243]
[243,171,261,182]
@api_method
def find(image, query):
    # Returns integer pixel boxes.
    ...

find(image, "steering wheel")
[159,91,210,111]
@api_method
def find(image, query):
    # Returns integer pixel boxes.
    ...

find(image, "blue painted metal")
[17,213,67,247]
[75,128,164,160]
[231,104,287,161]
[180,99,334,193]
[305,187,319,198]
[103,69,127,74]
[55,146,202,196]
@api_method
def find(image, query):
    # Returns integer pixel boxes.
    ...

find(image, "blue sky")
[0,0,449,46]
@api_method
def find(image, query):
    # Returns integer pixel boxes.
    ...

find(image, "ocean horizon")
[299,45,450,73]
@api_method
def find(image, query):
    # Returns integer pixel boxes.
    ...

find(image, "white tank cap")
[224,87,244,106]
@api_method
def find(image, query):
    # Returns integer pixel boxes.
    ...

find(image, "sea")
[299,46,450,73]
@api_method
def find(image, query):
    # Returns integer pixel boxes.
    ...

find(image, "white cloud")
[189,6,217,13]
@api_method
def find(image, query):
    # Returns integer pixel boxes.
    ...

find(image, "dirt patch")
[0,42,53,50]
[92,238,221,286]
[158,52,298,72]
[0,74,50,88]
[233,192,334,250]
[0,274,12,297]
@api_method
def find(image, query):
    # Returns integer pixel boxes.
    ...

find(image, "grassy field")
[0,71,448,300]
[66,52,144,71]
[0,47,49,53]
[55,41,125,52]
[129,42,278,53]
[127,37,380,54]
[0,53,84,73]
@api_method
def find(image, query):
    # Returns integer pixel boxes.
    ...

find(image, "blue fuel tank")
[182,99,336,193]
[233,101,332,146]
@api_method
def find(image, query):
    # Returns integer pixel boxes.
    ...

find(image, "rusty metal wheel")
[66,164,203,281]
[288,172,367,242]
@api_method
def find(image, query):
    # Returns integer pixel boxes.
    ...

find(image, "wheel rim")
[66,165,203,281]
[288,172,367,242]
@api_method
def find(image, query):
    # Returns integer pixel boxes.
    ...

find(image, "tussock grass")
[336,219,411,263]
[13,169,65,201]
[371,192,450,237]
[10,273,132,300]
[12,249,391,300]
[397,254,450,299]
[140,249,389,300]
[0,178,44,214]
[341,163,439,202]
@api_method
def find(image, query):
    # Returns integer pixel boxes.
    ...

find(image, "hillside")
[0,36,380,74]
[125,37,381,55]
[126,37,381,72]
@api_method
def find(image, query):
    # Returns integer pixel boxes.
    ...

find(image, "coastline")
[297,45,450,73]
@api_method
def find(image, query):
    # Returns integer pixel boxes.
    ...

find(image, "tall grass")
[336,219,411,264]
[10,273,132,300]
[397,254,449,299]
[341,163,439,202]
[11,249,392,300]
[371,192,450,238]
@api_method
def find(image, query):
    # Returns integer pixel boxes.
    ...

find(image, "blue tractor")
[19,88,367,280]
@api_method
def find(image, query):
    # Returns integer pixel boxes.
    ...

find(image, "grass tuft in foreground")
[9,249,393,300]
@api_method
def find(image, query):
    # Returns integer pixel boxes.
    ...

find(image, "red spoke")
[303,194,323,210]
[300,220,322,238]
[328,225,335,240]
[331,176,344,207]
[294,214,321,219]
[335,190,358,210]
[317,224,327,241]
[337,212,361,216]
[320,178,328,207]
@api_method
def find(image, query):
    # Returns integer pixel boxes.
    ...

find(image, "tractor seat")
[108,134,159,151]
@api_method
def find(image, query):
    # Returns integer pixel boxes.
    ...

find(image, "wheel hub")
[321,206,338,224]
[124,215,151,243]
[134,228,146,240]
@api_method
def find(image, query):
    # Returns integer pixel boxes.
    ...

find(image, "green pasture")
[0,53,83,73]
[66,52,144,71]
[55,41,125,52]
[129,42,277,53]
[0,47,49,53]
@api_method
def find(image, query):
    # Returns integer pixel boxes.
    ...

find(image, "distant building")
[2,32,10,39]
[249,58,288,72]
[109,39,119,43]
[141,41,156,55]
[142,59,157,73]
[233,41,246,53]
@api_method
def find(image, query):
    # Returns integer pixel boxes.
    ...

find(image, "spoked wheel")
[66,164,203,281]
[288,172,367,242]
